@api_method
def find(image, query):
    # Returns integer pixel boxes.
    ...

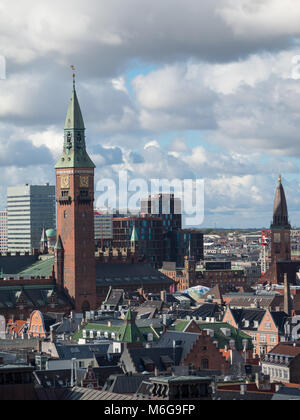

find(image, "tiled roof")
[104,374,150,394]
[38,386,142,400]
[62,386,143,400]
[155,331,199,361]
[55,343,110,360]
[96,264,173,287]
[8,320,27,335]
[104,289,124,306]
[229,308,266,330]
[122,346,182,373]
[174,303,221,320]
[0,255,38,275]
[18,257,54,277]
[0,285,70,310]
[268,343,300,357]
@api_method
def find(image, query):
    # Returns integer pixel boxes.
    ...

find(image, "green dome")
[46,229,56,238]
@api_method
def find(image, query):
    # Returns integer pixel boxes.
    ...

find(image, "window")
[80,190,89,198]
[265,323,271,329]
[201,359,209,369]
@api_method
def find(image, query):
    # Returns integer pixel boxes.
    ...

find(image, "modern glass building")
[113,216,164,267]
[7,184,56,253]
[94,210,113,247]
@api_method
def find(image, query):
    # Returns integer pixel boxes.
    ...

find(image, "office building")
[141,194,182,231]
[7,184,56,253]
[94,210,113,247]
[0,210,7,253]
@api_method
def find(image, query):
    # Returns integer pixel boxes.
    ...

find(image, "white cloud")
[219,0,300,39]
[144,140,160,150]
[1,0,300,227]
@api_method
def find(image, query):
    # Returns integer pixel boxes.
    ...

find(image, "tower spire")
[271,173,290,229]
[55,73,95,169]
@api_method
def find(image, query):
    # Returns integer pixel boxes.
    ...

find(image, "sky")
[1,0,300,228]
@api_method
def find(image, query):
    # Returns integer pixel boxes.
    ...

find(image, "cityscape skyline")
[2,0,300,403]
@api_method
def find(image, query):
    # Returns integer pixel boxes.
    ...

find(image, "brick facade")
[183,331,229,374]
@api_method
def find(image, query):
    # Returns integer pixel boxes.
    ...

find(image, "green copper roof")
[125,308,134,321]
[64,87,85,130]
[131,226,139,242]
[18,257,54,277]
[119,310,145,343]
[46,229,56,238]
[55,84,95,169]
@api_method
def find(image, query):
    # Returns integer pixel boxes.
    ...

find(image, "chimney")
[160,290,167,303]
[37,339,42,353]
[50,327,56,343]
[240,384,247,396]
[284,273,292,317]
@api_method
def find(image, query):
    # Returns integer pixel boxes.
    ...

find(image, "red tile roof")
[8,320,27,335]
[217,383,276,394]
[270,344,300,357]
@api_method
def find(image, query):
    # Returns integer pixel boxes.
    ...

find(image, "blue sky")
[1,0,300,228]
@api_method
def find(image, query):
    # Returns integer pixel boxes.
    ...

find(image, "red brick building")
[161,258,247,293]
[260,175,300,286]
[182,331,230,374]
[54,80,97,313]
[0,82,174,320]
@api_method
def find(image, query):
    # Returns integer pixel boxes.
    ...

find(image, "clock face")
[80,176,89,188]
[274,233,281,243]
[61,176,70,189]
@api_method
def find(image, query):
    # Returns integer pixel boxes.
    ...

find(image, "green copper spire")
[118,309,145,343]
[55,78,95,169]
[130,225,139,243]
[64,87,85,131]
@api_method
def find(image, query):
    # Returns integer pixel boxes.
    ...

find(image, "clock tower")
[55,77,96,312]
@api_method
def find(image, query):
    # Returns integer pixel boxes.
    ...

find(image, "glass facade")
[7,185,56,252]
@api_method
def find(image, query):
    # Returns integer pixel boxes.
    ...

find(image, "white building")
[0,210,7,253]
[7,184,56,253]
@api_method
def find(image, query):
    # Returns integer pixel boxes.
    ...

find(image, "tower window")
[80,190,89,198]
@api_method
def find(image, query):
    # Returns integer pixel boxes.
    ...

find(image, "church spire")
[271,174,290,229]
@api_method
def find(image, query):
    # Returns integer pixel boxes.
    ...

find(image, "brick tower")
[270,174,291,263]
[55,76,96,312]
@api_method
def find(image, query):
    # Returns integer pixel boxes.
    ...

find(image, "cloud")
[92,144,124,166]
[1,0,300,227]
[144,140,160,150]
